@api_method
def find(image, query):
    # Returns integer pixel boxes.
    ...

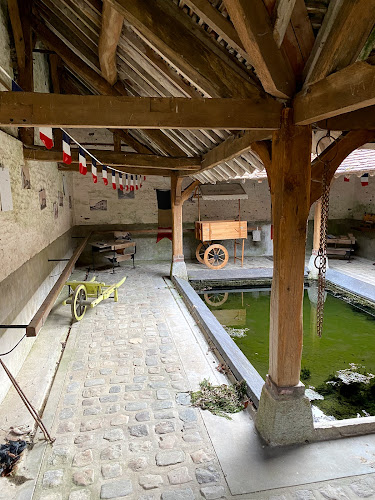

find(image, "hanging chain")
[314,161,330,337]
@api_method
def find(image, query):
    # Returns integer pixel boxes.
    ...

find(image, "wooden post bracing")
[268,109,312,387]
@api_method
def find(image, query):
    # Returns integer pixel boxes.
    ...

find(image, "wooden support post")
[313,199,322,252]
[170,173,188,279]
[269,109,311,387]
[255,109,314,446]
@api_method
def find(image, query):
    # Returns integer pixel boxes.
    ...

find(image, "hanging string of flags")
[0,65,146,192]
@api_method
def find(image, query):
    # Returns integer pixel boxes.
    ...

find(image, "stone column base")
[307,250,329,280]
[170,255,188,280]
[255,376,315,446]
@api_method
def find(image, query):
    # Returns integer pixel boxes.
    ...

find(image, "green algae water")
[200,286,375,419]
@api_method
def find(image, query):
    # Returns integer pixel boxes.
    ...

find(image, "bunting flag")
[112,170,116,190]
[344,176,350,182]
[11,80,22,92]
[39,127,54,150]
[135,175,139,190]
[130,175,134,191]
[91,158,98,183]
[62,132,72,164]
[125,174,129,191]
[78,148,87,175]
[102,165,108,185]
[119,173,124,191]
[361,173,369,186]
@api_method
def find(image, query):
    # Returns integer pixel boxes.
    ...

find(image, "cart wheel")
[204,244,229,270]
[71,285,87,321]
[204,292,229,306]
[196,242,210,263]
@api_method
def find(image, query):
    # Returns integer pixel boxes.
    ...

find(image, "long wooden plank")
[0,93,282,130]
[98,0,123,84]
[310,129,375,204]
[201,130,271,171]
[26,235,90,336]
[303,0,375,86]
[108,0,261,98]
[24,148,201,169]
[294,61,375,125]
[223,0,295,98]
[317,106,375,131]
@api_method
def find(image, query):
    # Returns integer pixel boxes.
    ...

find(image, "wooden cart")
[195,219,247,269]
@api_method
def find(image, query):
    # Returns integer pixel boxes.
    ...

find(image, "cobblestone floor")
[31,262,375,500]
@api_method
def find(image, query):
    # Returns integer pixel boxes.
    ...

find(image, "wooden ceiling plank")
[107,0,262,98]
[24,148,201,169]
[223,0,295,98]
[201,130,272,171]
[303,0,375,86]
[273,0,297,47]
[0,93,282,130]
[182,0,248,60]
[7,0,25,70]
[294,61,375,125]
[99,0,124,85]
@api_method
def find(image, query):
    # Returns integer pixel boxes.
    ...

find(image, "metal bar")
[0,325,28,328]
[48,259,70,261]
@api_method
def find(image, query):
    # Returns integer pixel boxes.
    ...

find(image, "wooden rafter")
[303,0,375,86]
[24,148,201,169]
[98,0,123,85]
[200,131,271,172]
[294,61,375,125]
[107,0,262,98]
[272,0,297,47]
[317,106,375,131]
[181,0,248,60]
[7,0,25,70]
[224,0,295,98]
[32,16,187,156]
[0,93,283,130]
[310,130,375,204]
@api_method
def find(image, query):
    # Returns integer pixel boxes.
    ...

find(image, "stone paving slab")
[30,262,375,500]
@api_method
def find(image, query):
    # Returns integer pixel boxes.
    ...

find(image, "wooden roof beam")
[99,0,124,85]
[317,106,375,131]
[272,0,297,47]
[24,148,201,169]
[294,61,375,125]
[303,0,375,86]
[201,130,271,171]
[223,0,295,98]
[0,93,283,130]
[107,0,261,98]
[310,129,375,204]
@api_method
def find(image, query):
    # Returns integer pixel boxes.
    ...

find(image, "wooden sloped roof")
[8,0,375,182]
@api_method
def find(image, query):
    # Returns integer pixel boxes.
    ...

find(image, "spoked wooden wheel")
[196,242,211,263]
[71,285,88,321]
[203,244,229,270]
[204,292,229,306]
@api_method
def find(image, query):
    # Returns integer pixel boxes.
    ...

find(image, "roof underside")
[21,0,375,182]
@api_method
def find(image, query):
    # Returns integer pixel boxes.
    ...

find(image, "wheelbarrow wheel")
[204,244,229,270]
[196,242,210,263]
[71,284,87,321]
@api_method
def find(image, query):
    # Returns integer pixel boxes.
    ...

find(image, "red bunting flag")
[78,148,87,175]
[62,132,72,164]
[91,158,98,183]
[125,174,129,191]
[130,175,134,192]
[39,127,54,149]
[102,165,108,185]
[112,170,116,190]
[135,175,139,191]
[344,176,350,182]
[119,173,123,191]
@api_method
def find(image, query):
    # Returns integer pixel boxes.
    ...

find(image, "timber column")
[255,109,314,445]
[170,173,188,280]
